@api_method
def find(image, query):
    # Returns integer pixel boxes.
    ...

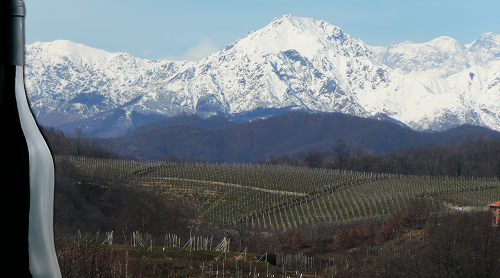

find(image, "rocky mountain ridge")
[25,15,500,137]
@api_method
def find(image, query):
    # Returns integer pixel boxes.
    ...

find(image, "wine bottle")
[0,1,62,277]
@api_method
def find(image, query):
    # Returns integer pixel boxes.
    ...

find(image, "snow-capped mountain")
[25,15,500,137]
[368,31,500,131]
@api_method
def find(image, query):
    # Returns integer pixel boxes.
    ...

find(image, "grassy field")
[56,155,499,231]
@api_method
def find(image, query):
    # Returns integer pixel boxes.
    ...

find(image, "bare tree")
[304,151,324,168]
[71,127,87,156]
[331,138,353,170]
[352,148,375,172]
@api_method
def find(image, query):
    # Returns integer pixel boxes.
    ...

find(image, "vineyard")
[55,155,499,232]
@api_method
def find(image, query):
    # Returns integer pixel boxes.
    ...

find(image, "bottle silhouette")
[0,1,62,277]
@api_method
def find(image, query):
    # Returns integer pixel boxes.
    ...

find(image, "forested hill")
[102,111,500,163]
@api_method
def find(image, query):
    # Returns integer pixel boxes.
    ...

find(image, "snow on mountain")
[468,32,500,66]
[367,31,500,131]
[170,14,375,117]
[25,40,195,136]
[376,36,470,78]
[24,15,500,137]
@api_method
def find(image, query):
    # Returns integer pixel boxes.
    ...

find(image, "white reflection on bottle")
[15,66,62,278]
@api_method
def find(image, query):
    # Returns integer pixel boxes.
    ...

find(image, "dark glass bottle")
[0,1,61,277]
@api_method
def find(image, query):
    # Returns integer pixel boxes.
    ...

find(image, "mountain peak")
[475,32,500,42]
[233,14,366,60]
[381,36,469,77]
[26,39,121,67]
[389,36,464,52]
[428,36,463,47]
[271,14,315,26]
[269,14,336,31]
[34,40,111,56]
[468,32,500,65]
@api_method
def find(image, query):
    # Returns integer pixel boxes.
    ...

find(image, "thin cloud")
[142,49,153,56]
[163,39,220,61]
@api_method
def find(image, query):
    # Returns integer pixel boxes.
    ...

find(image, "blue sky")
[25,0,500,61]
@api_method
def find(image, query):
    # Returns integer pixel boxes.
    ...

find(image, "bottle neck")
[0,1,25,66]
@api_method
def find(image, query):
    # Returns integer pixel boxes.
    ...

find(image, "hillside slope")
[104,112,500,162]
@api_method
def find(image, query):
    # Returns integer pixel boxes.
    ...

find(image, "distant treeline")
[42,125,500,178]
[265,137,500,178]
[41,126,121,159]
